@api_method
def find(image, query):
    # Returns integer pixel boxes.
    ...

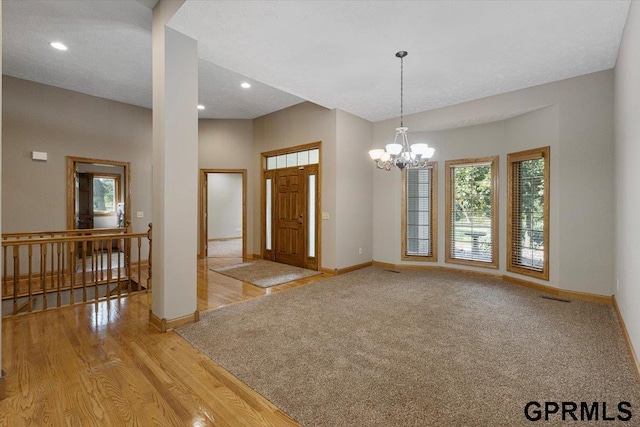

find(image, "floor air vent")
[385,269,401,273]
[540,295,571,303]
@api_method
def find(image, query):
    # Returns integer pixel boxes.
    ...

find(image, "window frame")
[507,146,550,280]
[401,162,438,262]
[445,156,499,269]
[92,173,121,216]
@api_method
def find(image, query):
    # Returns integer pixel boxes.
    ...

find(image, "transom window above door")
[265,148,319,170]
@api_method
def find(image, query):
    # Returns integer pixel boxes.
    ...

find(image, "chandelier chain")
[400,54,404,127]
[368,50,435,171]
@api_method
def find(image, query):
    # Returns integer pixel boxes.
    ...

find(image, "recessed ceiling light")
[50,42,68,51]
[197,104,205,110]
[241,82,251,89]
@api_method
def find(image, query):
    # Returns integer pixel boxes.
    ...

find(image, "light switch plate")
[322,212,330,220]
[136,211,144,218]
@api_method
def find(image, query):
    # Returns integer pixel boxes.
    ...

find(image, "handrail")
[2,227,126,239]
[2,232,148,246]
[1,224,152,316]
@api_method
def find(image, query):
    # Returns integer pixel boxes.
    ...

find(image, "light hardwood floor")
[0,257,329,426]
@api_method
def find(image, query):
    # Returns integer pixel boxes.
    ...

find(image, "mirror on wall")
[67,157,131,230]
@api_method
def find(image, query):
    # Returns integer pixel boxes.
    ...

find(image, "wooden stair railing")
[1,224,152,315]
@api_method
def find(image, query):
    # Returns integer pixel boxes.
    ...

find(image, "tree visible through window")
[445,157,498,268]
[508,147,549,280]
[93,176,119,214]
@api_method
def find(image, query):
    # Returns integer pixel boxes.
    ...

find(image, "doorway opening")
[66,156,132,271]
[261,142,321,270]
[66,156,131,231]
[199,169,247,260]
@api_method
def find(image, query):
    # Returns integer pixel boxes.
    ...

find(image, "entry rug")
[210,259,321,288]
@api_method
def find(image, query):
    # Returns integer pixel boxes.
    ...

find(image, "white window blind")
[507,147,549,279]
[405,167,434,257]
[446,158,498,267]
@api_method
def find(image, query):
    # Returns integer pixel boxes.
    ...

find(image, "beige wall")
[335,109,373,269]
[614,1,640,367]
[198,119,254,254]
[1,0,4,381]
[2,76,153,234]
[252,102,338,269]
[373,70,615,296]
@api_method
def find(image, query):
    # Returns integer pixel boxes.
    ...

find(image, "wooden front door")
[274,168,305,267]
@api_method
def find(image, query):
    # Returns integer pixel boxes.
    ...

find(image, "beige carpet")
[211,259,321,288]
[178,267,640,426]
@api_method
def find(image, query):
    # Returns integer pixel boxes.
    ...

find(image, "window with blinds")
[402,164,437,260]
[445,156,498,268]
[507,147,550,280]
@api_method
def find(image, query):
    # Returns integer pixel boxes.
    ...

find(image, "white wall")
[614,1,640,367]
[151,1,197,321]
[207,173,243,240]
[373,70,615,296]
[335,109,373,269]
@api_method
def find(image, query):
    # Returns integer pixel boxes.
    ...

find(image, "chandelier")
[369,51,435,170]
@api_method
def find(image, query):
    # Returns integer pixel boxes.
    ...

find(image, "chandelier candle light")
[369,51,435,170]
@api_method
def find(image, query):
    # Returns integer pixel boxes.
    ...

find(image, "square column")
[150,1,199,331]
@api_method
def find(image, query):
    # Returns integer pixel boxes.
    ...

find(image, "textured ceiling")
[3,0,153,109]
[198,59,304,119]
[169,0,631,122]
[3,1,631,122]
[2,0,302,119]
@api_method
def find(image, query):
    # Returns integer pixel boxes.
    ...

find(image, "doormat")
[210,259,321,288]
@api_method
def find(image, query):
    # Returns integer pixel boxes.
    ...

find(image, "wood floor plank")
[1,257,308,426]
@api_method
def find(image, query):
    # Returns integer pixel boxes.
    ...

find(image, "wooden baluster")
[147,223,152,292]
[56,242,62,308]
[12,246,19,315]
[107,240,114,300]
[42,243,48,310]
[114,238,120,298]
[69,242,75,306]
[100,239,105,283]
[28,244,33,312]
[95,239,100,283]
[137,236,142,293]
[3,245,7,301]
[124,234,130,292]
[81,240,87,302]
[93,240,99,303]
[50,240,55,299]
[117,238,123,296]
[125,221,132,292]
[61,238,66,288]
